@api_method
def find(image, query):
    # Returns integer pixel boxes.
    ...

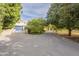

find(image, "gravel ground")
[0,31,79,56]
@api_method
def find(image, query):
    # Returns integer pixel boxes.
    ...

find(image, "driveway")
[0,31,79,56]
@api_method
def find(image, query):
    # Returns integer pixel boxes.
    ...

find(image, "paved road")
[0,32,79,56]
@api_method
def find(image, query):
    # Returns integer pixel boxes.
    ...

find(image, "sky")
[21,3,51,21]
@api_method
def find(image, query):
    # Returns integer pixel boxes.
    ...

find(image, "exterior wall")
[14,24,26,32]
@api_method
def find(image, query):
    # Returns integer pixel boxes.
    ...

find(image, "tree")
[0,4,6,32]
[2,3,21,29]
[47,4,79,36]
[26,18,46,34]
[59,4,79,36]
[47,4,62,31]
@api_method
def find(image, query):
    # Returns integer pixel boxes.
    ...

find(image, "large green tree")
[0,4,6,32]
[47,4,62,31]
[2,3,21,29]
[47,3,79,36]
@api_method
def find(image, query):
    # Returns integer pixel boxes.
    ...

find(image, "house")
[13,20,27,32]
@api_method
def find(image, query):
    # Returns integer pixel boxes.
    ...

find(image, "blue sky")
[21,3,51,21]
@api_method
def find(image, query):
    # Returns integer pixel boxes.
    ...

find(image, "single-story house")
[13,20,26,32]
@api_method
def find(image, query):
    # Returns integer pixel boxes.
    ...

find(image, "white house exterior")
[13,20,27,32]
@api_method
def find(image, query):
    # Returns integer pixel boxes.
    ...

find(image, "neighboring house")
[13,20,27,32]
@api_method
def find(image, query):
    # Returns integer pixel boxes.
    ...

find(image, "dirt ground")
[57,30,79,43]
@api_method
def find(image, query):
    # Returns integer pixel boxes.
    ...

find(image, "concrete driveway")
[0,31,79,56]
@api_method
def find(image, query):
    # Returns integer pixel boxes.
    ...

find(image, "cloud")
[21,3,51,20]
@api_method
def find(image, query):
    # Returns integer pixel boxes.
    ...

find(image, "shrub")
[26,18,46,34]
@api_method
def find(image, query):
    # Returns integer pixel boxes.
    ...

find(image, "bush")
[26,18,46,34]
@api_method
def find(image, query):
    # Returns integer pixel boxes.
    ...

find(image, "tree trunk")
[68,29,72,36]
[28,29,31,34]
